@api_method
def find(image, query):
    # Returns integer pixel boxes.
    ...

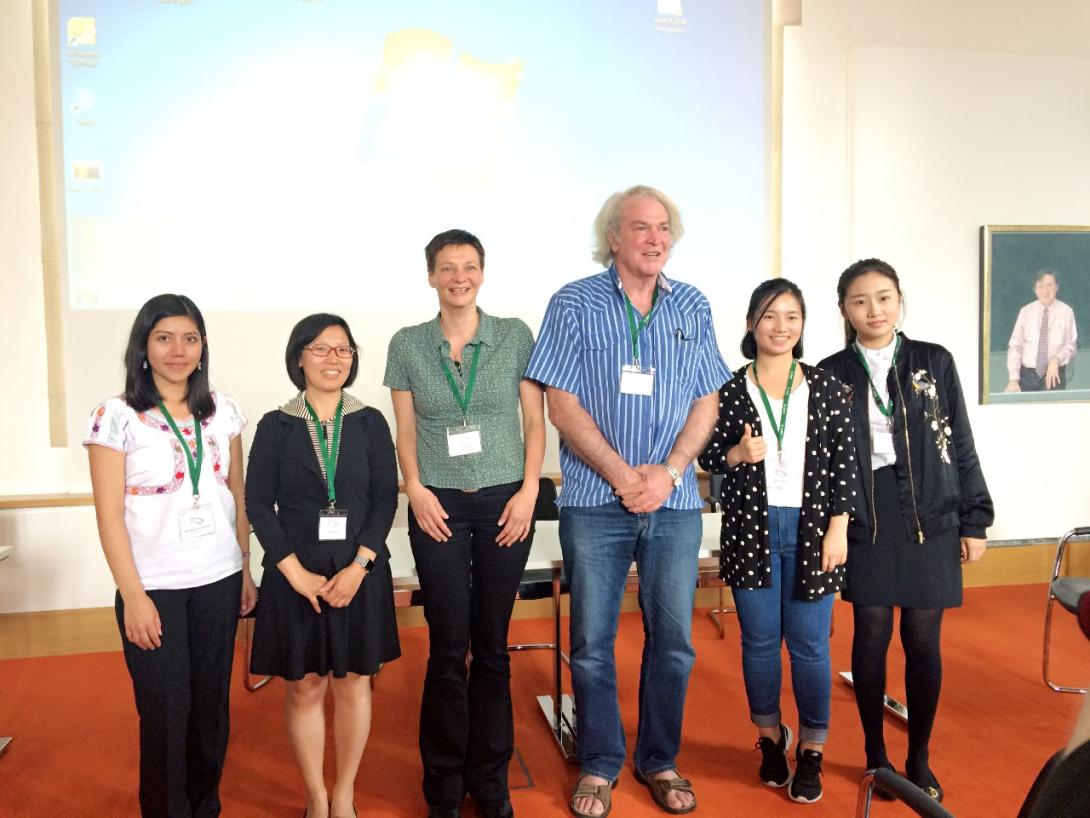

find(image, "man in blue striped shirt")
[525,185,731,817]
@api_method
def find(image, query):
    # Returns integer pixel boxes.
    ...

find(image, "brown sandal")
[569,776,616,818]
[634,769,697,815]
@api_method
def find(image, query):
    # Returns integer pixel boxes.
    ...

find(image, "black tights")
[851,605,944,779]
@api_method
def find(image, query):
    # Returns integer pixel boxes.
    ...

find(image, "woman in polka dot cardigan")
[698,278,860,805]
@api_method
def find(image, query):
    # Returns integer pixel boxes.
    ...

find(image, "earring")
[197,362,202,371]
[142,360,148,370]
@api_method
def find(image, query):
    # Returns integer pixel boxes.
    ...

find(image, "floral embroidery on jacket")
[910,369,952,464]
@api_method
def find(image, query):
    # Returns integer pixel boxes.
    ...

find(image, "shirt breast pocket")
[580,312,622,369]
[672,316,702,382]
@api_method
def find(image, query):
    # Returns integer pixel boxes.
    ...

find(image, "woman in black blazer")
[247,313,400,818]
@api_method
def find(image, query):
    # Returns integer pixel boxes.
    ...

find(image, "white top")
[1006,299,1078,379]
[83,392,247,591]
[746,375,808,508]
[856,336,898,469]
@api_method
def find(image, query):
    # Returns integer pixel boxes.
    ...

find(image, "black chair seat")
[516,568,568,601]
[1051,577,1090,613]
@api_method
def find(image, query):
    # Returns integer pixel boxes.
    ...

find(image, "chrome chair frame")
[1043,526,1090,693]
[856,768,954,818]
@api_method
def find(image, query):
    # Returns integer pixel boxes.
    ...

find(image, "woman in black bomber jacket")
[818,259,994,803]
[699,279,861,805]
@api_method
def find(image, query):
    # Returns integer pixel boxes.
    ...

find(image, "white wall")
[3,0,1090,612]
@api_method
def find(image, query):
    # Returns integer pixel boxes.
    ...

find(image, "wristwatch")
[663,463,683,488]
[353,554,375,573]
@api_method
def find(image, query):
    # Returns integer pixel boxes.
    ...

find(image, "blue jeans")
[731,506,834,745]
[559,501,701,780]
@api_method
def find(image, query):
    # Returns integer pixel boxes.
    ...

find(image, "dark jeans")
[115,570,242,818]
[1020,365,1067,391]
[409,481,533,805]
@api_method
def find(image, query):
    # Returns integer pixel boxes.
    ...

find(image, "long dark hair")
[123,294,214,420]
[285,313,360,390]
[836,258,902,346]
[740,278,806,360]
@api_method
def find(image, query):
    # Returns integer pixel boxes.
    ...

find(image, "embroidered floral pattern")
[127,439,186,496]
[911,369,952,464]
[207,434,228,486]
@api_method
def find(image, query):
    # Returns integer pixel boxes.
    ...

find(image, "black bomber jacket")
[817,333,994,544]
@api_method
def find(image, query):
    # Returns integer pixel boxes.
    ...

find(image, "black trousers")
[1020,365,1068,391]
[409,482,533,806]
[116,571,242,818]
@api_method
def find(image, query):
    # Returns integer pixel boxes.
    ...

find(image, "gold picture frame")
[980,225,1090,403]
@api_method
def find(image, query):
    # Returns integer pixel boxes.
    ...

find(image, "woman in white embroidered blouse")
[699,278,857,806]
[85,294,256,817]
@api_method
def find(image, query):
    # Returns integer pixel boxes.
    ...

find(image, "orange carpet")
[1,583,1087,817]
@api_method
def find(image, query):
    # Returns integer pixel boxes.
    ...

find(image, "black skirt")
[250,551,401,680]
[843,466,963,609]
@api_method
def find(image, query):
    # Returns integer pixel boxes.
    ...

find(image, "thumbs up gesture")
[732,422,767,465]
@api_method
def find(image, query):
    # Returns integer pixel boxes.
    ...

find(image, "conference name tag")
[769,464,790,492]
[620,364,655,396]
[178,505,216,541]
[447,424,482,457]
[318,508,348,541]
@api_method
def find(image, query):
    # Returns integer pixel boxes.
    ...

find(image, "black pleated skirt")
[250,553,401,680]
[843,466,963,609]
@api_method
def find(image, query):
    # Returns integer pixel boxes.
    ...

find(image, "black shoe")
[757,723,793,787]
[906,765,944,802]
[427,803,461,818]
[789,749,824,804]
[476,798,514,818]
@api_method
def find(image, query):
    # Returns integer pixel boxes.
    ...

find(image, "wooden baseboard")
[2,543,1085,661]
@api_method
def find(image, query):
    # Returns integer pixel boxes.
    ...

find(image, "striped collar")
[280,391,367,419]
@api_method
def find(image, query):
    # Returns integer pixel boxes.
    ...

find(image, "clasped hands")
[614,463,677,514]
[282,557,370,613]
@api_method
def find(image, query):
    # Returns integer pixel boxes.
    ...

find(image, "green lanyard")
[440,343,481,425]
[623,287,659,364]
[158,401,203,504]
[752,359,797,459]
[304,397,343,507]
[855,334,902,418]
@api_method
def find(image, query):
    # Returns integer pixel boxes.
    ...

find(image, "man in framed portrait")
[1004,269,1078,392]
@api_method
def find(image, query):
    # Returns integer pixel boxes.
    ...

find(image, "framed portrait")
[980,225,1090,404]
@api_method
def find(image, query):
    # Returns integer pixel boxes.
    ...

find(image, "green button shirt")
[384,310,534,490]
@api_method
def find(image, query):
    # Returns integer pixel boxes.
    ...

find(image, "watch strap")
[353,553,375,573]
[663,463,683,487]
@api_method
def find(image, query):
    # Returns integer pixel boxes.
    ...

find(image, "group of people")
[86,184,996,818]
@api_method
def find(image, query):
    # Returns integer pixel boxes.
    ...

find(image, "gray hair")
[591,185,684,267]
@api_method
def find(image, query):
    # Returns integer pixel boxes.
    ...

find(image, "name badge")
[769,465,790,492]
[620,364,655,396]
[318,507,348,541]
[178,504,216,541]
[447,424,482,457]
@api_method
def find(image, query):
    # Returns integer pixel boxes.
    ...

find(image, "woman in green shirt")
[384,229,545,818]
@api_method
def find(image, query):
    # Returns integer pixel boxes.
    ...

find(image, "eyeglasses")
[304,344,356,359]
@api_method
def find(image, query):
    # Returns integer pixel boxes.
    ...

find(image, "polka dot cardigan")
[697,363,861,600]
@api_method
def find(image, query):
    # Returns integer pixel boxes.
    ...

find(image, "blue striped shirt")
[525,266,732,509]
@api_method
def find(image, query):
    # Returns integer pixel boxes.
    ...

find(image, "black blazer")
[818,334,993,543]
[246,405,398,573]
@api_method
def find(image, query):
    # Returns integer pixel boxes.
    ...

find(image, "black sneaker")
[757,723,793,787]
[789,748,824,804]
